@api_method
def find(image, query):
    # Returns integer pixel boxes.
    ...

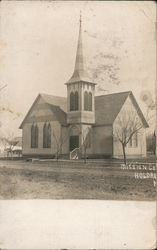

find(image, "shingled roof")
[20,91,148,129]
[41,93,67,113]
[19,94,67,128]
[41,94,67,125]
[95,91,148,127]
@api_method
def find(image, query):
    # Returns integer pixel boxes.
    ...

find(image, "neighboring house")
[11,137,22,156]
[0,137,22,157]
[19,16,148,159]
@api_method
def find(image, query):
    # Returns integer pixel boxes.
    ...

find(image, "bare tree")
[88,52,120,90]
[52,127,71,161]
[113,90,156,164]
[0,84,22,144]
[52,131,62,161]
[140,89,157,157]
[113,107,152,164]
[1,133,18,158]
[52,126,92,162]
[146,132,156,155]
[84,29,123,89]
[7,140,18,158]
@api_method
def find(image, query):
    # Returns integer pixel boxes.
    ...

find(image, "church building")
[20,15,148,159]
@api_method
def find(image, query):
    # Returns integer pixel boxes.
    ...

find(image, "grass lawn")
[0,159,156,200]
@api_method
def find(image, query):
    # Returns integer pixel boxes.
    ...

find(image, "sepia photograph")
[0,0,156,249]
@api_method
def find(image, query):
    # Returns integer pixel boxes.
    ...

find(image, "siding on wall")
[61,126,70,154]
[92,125,113,156]
[22,95,70,157]
[113,128,146,158]
[22,121,60,156]
[113,96,147,158]
[80,124,93,155]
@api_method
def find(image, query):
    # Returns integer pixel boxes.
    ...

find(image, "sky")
[0,1,156,137]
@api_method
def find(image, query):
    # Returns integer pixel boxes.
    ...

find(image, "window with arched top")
[129,138,132,147]
[129,130,133,147]
[134,132,138,147]
[43,123,47,148]
[47,123,51,148]
[43,123,51,148]
[70,92,75,111]
[70,91,79,111]
[35,125,38,148]
[84,91,92,111]
[31,124,35,148]
[128,131,138,148]
[88,92,92,111]
[84,91,88,111]
[31,124,38,148]
[75,91,79,110]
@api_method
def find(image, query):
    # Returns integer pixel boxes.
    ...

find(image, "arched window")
[70,91,79,111]
[35,125,38,148]
[70,92,75,111]
[134,132,138,147]
[84,91,92,111]
[43,123,51,148]
[43,123,47,148]
[88,92,92,111]
[84,91,88,111]
[75,91,79,110]
[47,123,51,148]
[31,124,35,148]
[129,132,133,147]
[31,124,38,148]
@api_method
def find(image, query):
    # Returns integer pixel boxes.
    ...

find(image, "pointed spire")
[66,12,91,84]
[74,11,84,76]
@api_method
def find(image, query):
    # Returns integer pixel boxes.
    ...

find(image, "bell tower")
[65,13,96,125]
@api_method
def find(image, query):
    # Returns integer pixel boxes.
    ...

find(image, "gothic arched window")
[35,125,38,148]
[70,92,75,111]
[88,92,92,111]
[84,91,88,111]
[75,91,79,110]
[70,91,79,111]
[47,123,51,148]
[31,124,38,148]
[129,131,133,147]
[134,132,138,147]
[43,123,51,148]
[43,123,47,148]
[31,124,35,148]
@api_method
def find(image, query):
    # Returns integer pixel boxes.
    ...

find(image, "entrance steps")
[70,148,81,160]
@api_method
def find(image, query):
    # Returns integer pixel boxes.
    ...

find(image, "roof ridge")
[95,91,131,98]
[40,93,66,99]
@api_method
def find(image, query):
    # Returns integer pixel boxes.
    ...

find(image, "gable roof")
[48,104,67,126]
[128,92,149,128]
[95,91,149,127]
[19,93,67,128]
[41,93,67,113]
[20,91,148,129]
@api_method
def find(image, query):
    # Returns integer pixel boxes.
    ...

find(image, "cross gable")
[114,92,149,128]
[19,94,67,128]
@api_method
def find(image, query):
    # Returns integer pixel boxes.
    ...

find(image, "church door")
[69,136,79,151]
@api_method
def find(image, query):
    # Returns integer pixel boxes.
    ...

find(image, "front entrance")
[69,135,79,151]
